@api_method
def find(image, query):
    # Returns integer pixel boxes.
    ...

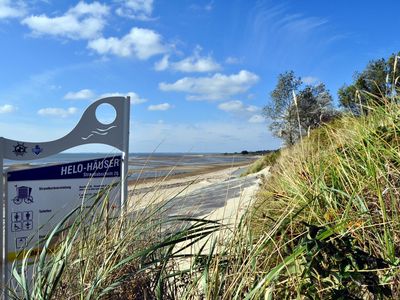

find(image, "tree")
[296,83,337,130]
[264,71,336,146]
[263,71,302,145]
[338,52,400,115]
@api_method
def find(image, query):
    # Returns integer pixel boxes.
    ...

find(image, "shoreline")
[127,163,271,268]
[127,160,255,185]
[128,160,269,223]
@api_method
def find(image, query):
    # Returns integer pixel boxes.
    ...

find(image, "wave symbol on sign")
[81,126,117,141]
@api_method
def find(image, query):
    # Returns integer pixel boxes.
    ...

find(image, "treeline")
[264,51,400,145]
[223,149,278,155]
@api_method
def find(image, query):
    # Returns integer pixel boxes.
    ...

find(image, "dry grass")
[8,99,400,299]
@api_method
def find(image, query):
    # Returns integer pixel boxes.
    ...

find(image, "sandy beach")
[127,161,270,223]
[126,162,270,267]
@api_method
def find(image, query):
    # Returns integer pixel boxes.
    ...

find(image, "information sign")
[0,96,130,298]
[5,156,121,262]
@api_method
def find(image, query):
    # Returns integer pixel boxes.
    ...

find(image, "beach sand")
[127,161,269,222]
[127,162,270,262]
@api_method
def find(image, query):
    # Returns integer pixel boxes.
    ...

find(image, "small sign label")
[15,237,27,249]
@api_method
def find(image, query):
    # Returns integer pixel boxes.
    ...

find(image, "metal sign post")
[0,97,130,297]
[121,98,130,216]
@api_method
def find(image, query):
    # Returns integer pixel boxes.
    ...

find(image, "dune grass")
[240,102,400,298]
[7,181,223,299]
[7,98,400,299]
[176,101,400,299]
[241,150,280,176]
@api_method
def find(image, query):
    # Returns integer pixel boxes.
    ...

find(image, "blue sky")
[0,0,399,153]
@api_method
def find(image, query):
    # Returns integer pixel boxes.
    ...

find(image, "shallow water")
[4,153,257,180]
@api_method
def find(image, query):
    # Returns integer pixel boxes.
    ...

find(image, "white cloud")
[225,56,241,64]
[88,27,167,59]
[172,48,220,72]
[0,104,16,113]
[246,105,259,113]
[64,89,94,100]
[38,107,78,118]
[218,100,260,116]
[218,101,264,124]
[69,1,109,16]
[218,100,245,112]
[190,2,214,12]
[205,2,214,11]
[116,0,154,20]
[132,120,280,152]
[148,103,171,111]
[172,54,220,73]
[155,47,221,73]
[63,90,148,104]
[100,92,147,105]
[154,55,170,71]
[302,76,319,85]
[159,70,259,100]
[248,114,264,123]
[0,0,26,19]
[21,1,109,40]
[247,3,330,66]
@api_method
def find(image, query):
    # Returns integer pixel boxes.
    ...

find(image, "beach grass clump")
[8,98,400,299]
[7,183,222,299]
[175,102,400,299]
[242,150,280,176]
[246,101,400,298]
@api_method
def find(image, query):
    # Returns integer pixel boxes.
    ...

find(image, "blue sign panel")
[7,156,121,182]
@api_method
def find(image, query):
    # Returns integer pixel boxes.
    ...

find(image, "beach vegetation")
[263,71,338,146]
[243,100,400,298]
[338,52,400,115]
[175,64,400,298]
[173,97,400,299]
[242,149,280,176]
[178,59,400,298]
[7,63,400,300]
[7,184,222,299]
[8,98,400,299]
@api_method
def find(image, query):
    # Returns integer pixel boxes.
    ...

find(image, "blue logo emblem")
[32,145,43,155]
[13,143,27,156]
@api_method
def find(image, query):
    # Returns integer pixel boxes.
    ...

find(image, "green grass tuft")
[248,102,400,298]
[8,99,400,299]
[242,150,280,176]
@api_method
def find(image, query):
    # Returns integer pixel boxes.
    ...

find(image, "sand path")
[127,164,270,268]
[128,164,270,223]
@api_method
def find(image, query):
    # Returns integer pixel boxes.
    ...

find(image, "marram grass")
[7,101,400,299]
[7,182,222,299]
[176,102,400,299]
[248,102,400,298]
[242,150,280,177]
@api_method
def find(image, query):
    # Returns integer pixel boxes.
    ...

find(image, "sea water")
[4,153,256,180]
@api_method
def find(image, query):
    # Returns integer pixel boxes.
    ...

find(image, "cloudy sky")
[0,0,399,153]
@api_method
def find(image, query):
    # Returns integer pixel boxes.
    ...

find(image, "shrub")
[242,150,280,176]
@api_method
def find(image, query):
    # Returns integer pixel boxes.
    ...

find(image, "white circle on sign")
[96,103,117,125]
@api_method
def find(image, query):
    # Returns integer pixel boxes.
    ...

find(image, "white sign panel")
[5,155,121,262]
